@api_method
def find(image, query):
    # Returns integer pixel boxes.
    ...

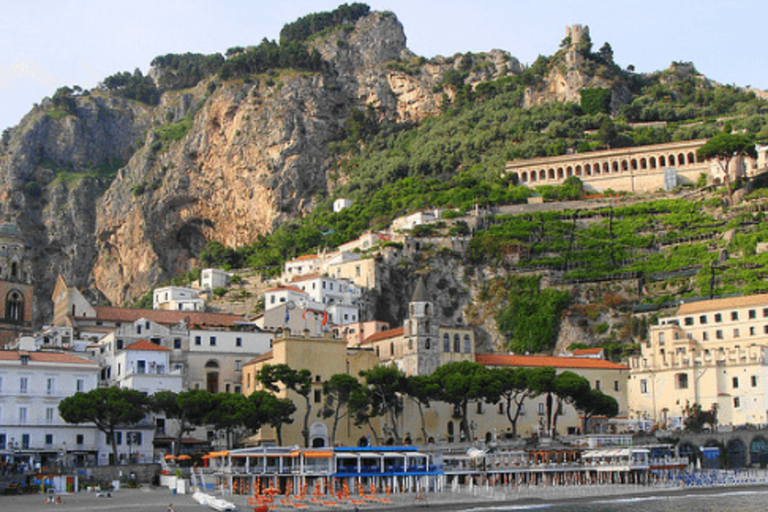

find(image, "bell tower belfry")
[402,277,440,376]
[0,223,33,346]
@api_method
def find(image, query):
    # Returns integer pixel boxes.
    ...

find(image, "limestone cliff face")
[0,11,571,321]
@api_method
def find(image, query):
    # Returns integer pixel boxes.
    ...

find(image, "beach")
[4,481,768,512]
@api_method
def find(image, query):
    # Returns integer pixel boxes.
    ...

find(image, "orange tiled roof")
[362,327,404,344]
[92,306,244,327]
[676,294,768,315]
[0,351,97,365]
[572,348,604,356]
[125,339,170,352]
[244,351,274,366]
[293,254,320,261]
[289,273,321,283]
[476,353,629,370]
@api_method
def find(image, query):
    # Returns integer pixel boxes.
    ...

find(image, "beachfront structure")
[0,350,103,468]
[203,445,441,500]
[628,294,768,429]
[153,286,205,311]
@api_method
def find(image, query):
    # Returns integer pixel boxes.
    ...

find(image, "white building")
[201,268,230,290]
[333,198,354,212]
[391,209,443,232]
[0,350,103,468]
[153,286,205,311]
[114,340,182,394]
[264,286,310,312]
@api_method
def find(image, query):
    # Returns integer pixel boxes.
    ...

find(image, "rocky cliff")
[0,10,520,323]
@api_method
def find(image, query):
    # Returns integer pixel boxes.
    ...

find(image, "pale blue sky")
[2,0,766,132]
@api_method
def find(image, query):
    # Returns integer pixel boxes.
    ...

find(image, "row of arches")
[518,151,700,184]
[679,436,768,468]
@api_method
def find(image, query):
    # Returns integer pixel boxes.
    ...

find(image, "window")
[46,407,55,423]
[684,317,693,326]
[731,311,739,321]
[116,339,124,350]
[47,378,54,395]
[45,434,53,445]
[734,397,741,408]
[538,403,545,415]
[136,325,142,334]
[716,330,723,340]
[498,402,504,414]
[614,380,619,391]
[733,377,739,389]
[174,338,182,349]
[463,335,471,353]
[476,402,483,414]
[443,334,450,352]
[209,336,217,346]
[76,379,85,392]
[676,373,689,389]
[595,380,601,391]
[658,332,665,344]
[235,360,242,371]
[734,328,740,338]
[750,326,756,336]
[18,407,27,424]
[764,307,768,318]
[752,375,758,387]
[234,385,241,394]
[76,434,84,445]
[19,377,28,393]
[640,379,648,393]
[195,336,202,346]
[236,337,242,347]
[699,315,708,324]
[314,390,322,403]
[453,334,460,353]
[749,309,757,319]
[425,338,431,350]
[21,434,29,449]
[715,313,722,323]
[703,331,709,341]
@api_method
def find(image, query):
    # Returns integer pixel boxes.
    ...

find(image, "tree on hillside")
[575,389,619,434]
[404,374,441,444]
[207,393,253,449]
[321,373,362,446]
[257,364,314,447]
[430,361,498,441]
[360,365,407,444]
[151,389,214,456]
[247,390,296,446]
[59,387,149,464]
[490,367,537,437]
[697,132,757,205]
[549,371,590,437]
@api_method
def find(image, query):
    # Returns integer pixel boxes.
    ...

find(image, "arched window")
[443,333,450,352]
[649,156,657,168]
[622,160,629,171]
[659,156,666,167]
[205,360,220,394]
[390,342,395,357]
[585,163,592,175]
[688,152,696,164]
[548,168,555,180]
[10,262,17,279]
[463,335,471,353]
[640,158,648,169]
[678,153,685,165]
[575,165,582,176]
[425,338,431,350]
[566,166,573,177]
[631,159,638,170]
[669,154,676,166]
[612,161,619,172]
[557,168,564,179]
[521,171,528,182]
[539,169,546,180]
[5,290,23,323]
[453,334,461,353]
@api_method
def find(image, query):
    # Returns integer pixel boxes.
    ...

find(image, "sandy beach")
[4,481,768,512]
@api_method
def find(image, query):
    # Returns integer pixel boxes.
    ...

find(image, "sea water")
[457,488,768,512]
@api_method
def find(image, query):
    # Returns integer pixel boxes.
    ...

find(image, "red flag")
[302,308,307,320]
[322,310,328,326]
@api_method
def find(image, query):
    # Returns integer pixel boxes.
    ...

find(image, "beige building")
[628,294,768,429]
[0,224,33,346]
[505,139,760,194]
[242,330,380,448]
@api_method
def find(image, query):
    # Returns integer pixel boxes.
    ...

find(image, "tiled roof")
[362,327,404,344]
[476,353,629,370]
[289,273,321,283]
[0,351,97,365]
[92,306,244,327]
[244,351,274,366]
[572,348,604,356]
[125,339,170,352]
[265,286,305,294]
[293,254,320,261]
[676,294,768,315]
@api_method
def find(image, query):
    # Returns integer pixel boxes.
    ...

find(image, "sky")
[2,0,767,132]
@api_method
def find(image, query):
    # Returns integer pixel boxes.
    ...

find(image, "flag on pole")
[322,310,328,326]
